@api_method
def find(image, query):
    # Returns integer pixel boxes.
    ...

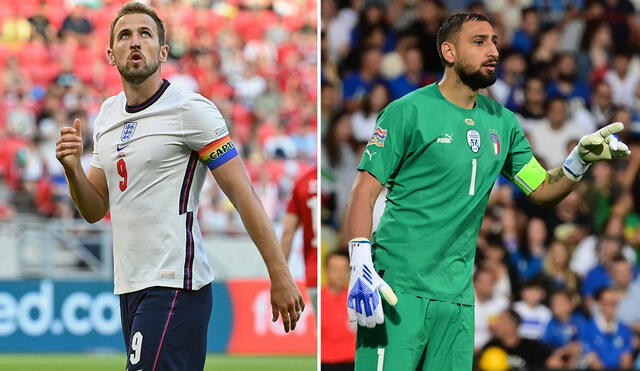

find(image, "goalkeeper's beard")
[116,55,160,85]
[455,60,497,91]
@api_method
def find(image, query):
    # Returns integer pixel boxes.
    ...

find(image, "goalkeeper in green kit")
[345,13,630,371]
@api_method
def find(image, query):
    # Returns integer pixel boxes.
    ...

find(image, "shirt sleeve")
[181,95,238,170]
[357,101,410,185]
[501,115,546,195]
[90,109,103,169]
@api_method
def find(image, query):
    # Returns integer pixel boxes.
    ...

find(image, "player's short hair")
[109,2,166,49]
[436,13,493,67]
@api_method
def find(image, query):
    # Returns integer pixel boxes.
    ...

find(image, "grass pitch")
[0,353,317,370]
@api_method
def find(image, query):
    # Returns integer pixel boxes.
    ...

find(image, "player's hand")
[563,122,630,180]
[270,272,305,333]
[347,238,397,328]
[55,118,83,170]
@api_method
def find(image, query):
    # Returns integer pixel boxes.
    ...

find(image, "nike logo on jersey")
[365,149,376,160]
[436,133,453,144]
[116,144,129,151]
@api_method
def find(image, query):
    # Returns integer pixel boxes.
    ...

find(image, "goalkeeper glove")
[563,122,631,181]
[347,238,397,328]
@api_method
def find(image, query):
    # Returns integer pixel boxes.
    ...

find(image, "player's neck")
[437,70,477,110]
[122,75,164,106]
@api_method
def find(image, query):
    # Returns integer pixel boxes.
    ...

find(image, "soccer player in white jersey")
[55,3,304,370]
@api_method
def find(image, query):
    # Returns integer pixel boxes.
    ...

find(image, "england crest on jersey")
[467,130,480,153]
[489,131,500,155]
[121,121,138,142]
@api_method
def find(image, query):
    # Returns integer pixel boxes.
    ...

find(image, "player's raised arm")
[56,118,109,223]
[528,122,631,206]
[210,157,305,333]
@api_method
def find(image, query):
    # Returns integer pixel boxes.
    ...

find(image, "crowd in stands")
[321,0,640,369]
[0,0,317,234]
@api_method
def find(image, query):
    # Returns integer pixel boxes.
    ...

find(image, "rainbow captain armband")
[509,156,547,195]
[197,134,238,170]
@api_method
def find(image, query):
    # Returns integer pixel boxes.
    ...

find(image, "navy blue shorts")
[119,284,212,371]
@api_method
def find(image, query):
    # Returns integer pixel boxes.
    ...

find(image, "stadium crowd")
[0,0,317,234]
[321,0,640,370]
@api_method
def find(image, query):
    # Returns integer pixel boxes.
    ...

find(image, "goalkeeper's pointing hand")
[347,238,397,328]
[563,122,630,180]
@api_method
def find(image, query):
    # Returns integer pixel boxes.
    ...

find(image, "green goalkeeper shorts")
[355,293,474,371]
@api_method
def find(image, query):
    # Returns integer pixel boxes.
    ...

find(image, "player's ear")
[441,41,456,65]
[106,48,116,66]
[159,44,169,63]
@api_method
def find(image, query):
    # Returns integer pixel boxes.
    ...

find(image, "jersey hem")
[114,278,214,295]
[387,288,474,306]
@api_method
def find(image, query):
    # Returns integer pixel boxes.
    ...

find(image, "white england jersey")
[91,80,238,294]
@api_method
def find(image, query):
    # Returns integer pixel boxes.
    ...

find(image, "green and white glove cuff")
[563,146,590,181]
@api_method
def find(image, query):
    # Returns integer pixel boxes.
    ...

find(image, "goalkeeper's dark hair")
[109,2,166,49]
[436,13,493,67]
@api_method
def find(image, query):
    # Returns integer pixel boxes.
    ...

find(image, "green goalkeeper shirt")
[358,83,546,305]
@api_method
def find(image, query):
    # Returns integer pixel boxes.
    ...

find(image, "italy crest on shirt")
[489,130,500,156]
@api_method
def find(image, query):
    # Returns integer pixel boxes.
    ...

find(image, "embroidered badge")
[368,126,388,147]
[489,130,500,155]
[467,130,480,153]
[121,121,138,142]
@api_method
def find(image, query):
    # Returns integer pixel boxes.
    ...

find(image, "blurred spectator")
[542,240,580,295]
[322,0,357,63]
[511,7,540,57]
[387,47,425,100]
[478,309,551,371]
[582,240,626,303]
[350,83,389,142]
[321,250,355,371]
[489,50,526,110]
[617,275,640,333]
[516,76,547,124]
[474,266,509,351]
[542,290,584,370]
[59,4,93,43]
[514,280,552,340]
[580,287,634,370]
[28,2,56,44]
[401,0,447,75]
[600,0,636,48]
[350,0,395,53]
[579,21,613,84]
[587,80,616,129]
[604,49,640,109]
[477,234,514,302]
[527,97,583,167]
[322,112,358,228]
[546,53,590,109]
[504,214,546,284]
[341,46,385,112]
